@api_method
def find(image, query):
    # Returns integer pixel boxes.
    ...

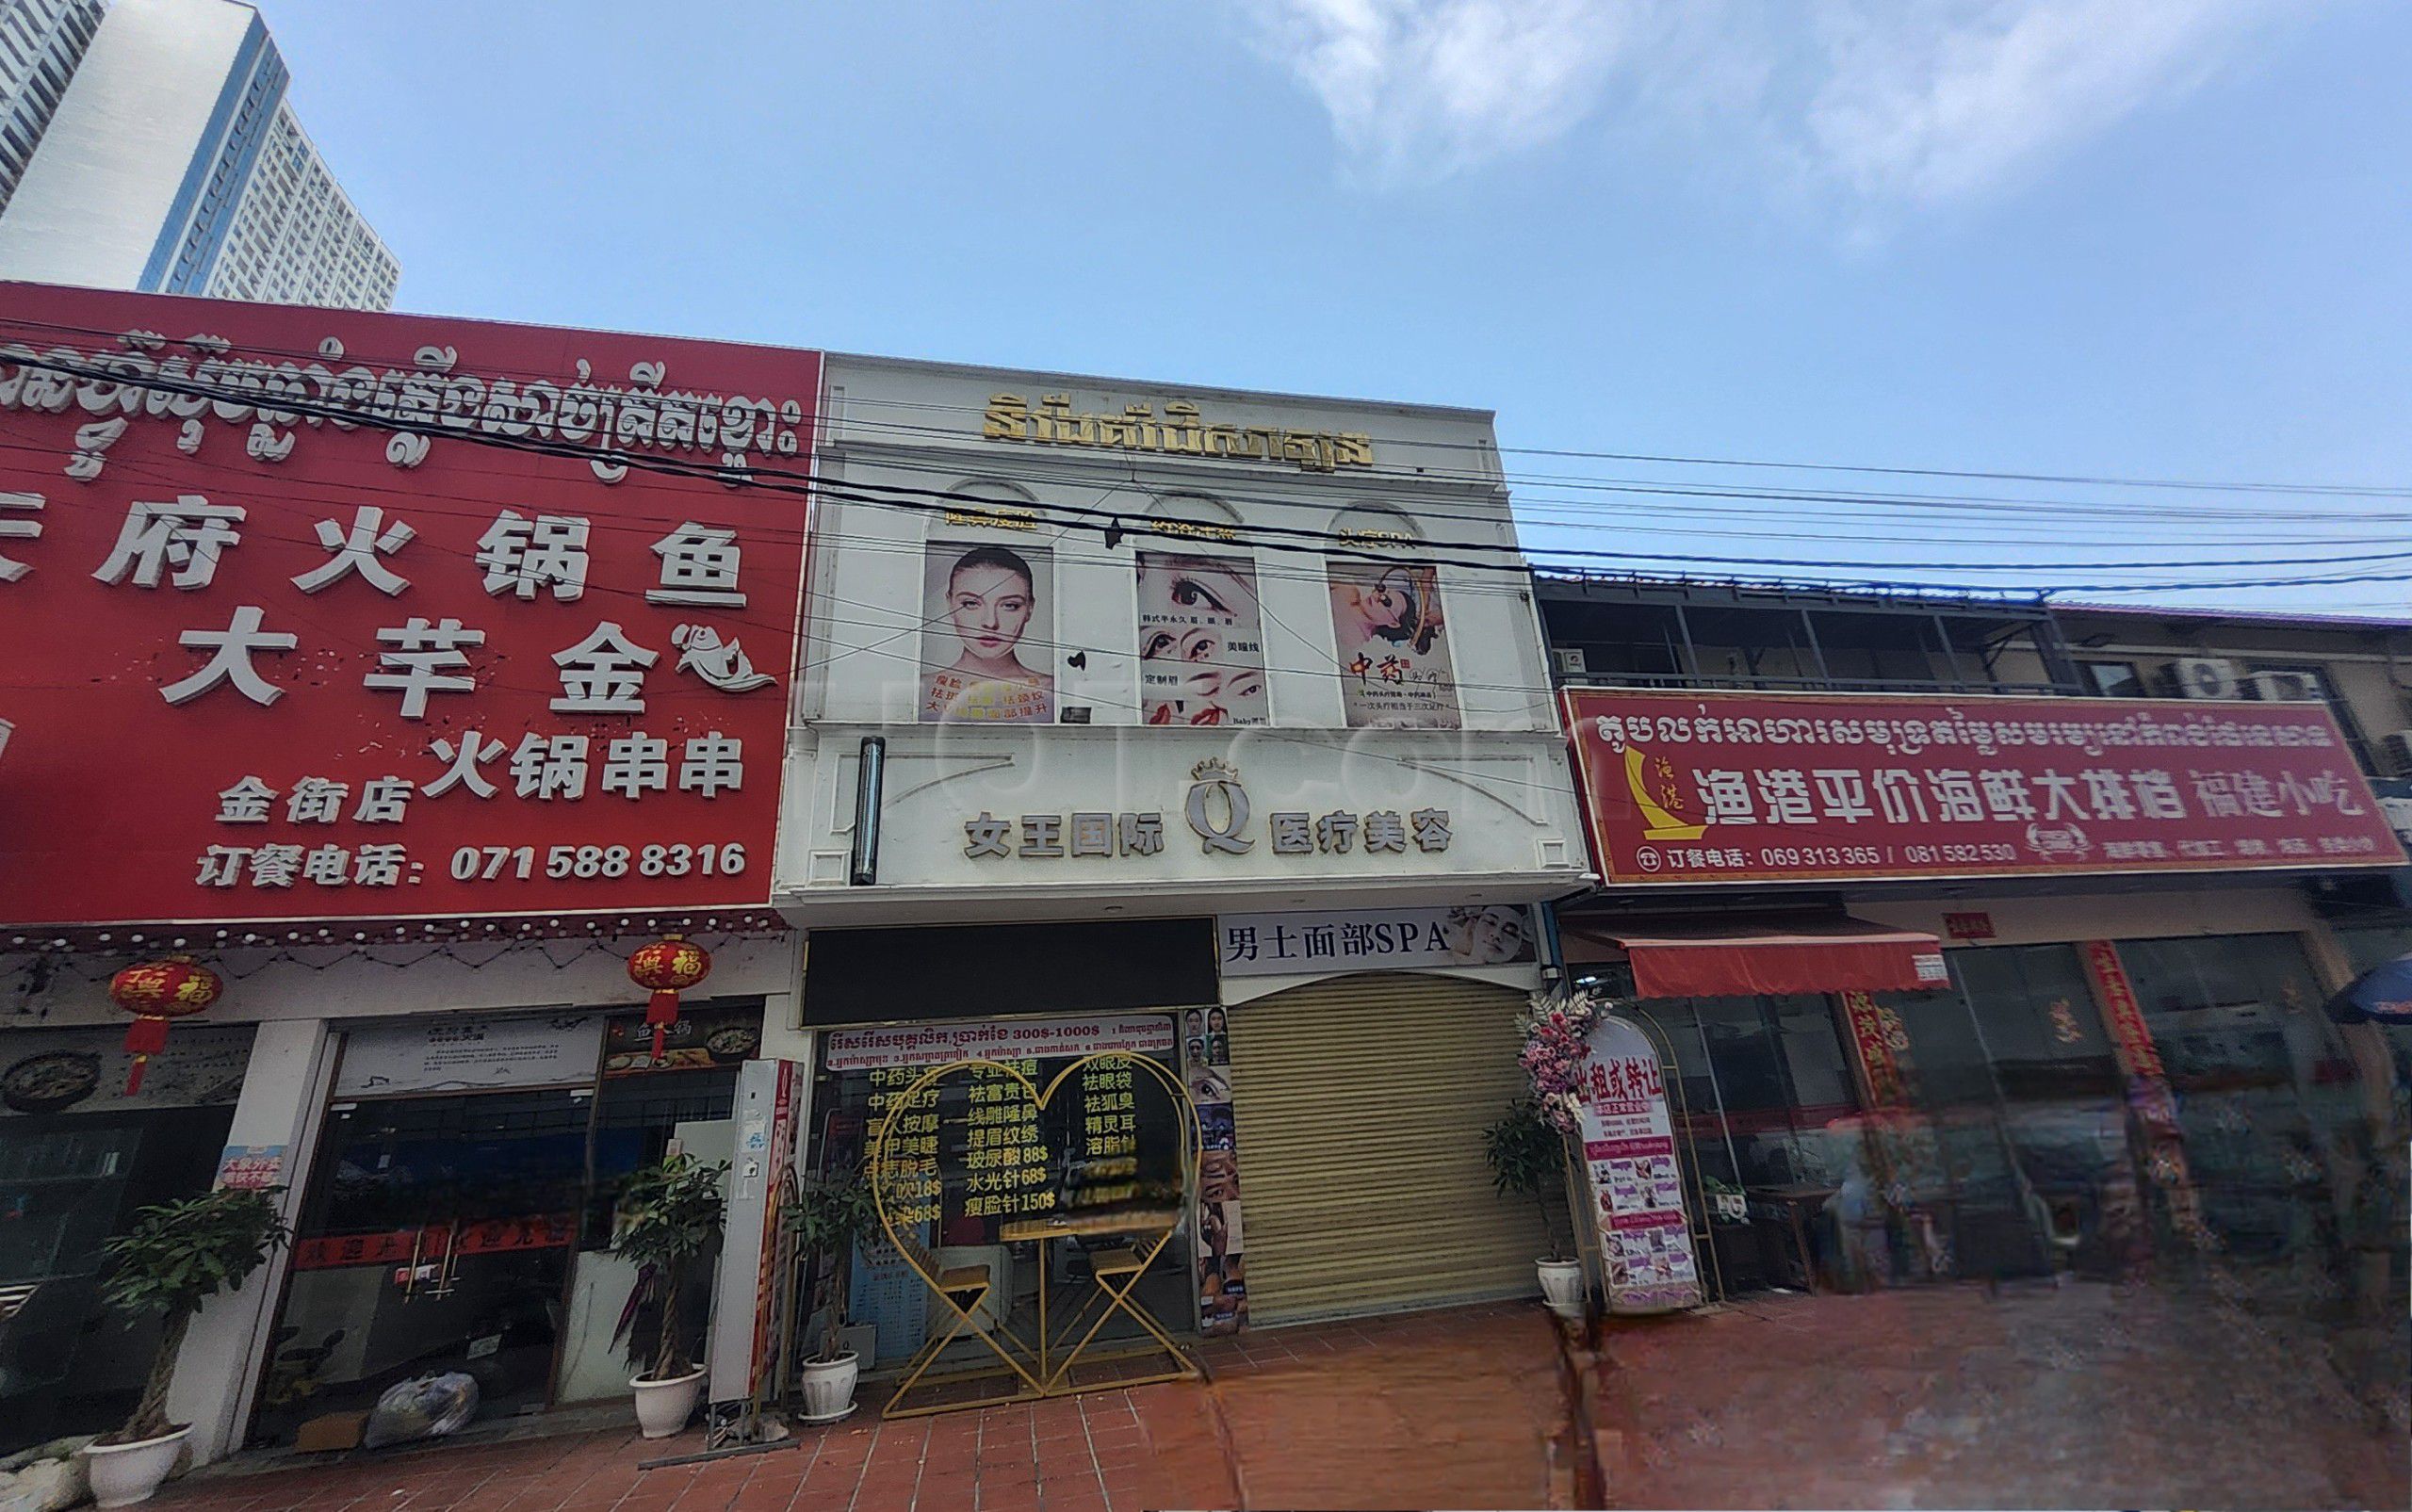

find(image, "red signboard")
[0,285,819,926]
[1565,688,2406,886]
[291,1213,579,1271]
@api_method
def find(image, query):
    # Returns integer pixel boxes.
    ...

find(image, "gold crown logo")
[1190,757,1238,783]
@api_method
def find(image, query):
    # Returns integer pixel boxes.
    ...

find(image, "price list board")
[964,1059,1055,1220]
[866,1065,941,1227]
[819,1016,1184,1246]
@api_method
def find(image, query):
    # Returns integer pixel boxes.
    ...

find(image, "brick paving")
[1201,1300,1568,1512]
[1586,1278,2409,1510]
[155,1300,1571,1512]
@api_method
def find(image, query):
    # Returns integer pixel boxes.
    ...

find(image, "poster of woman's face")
[921,539,1055,723]
[1326,558,1459,729]
[1135,552,1267,726]
[1440,905,1533,967]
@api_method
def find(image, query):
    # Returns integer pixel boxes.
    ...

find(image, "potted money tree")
[82,1187,287,1507]
[611,1152,728,1439]
[785,1163,879,1423]
[1487,1097,1584,1318]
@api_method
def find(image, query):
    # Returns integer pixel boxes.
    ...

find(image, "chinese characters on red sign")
[0,285,819,925]
[1564,690,2406,886]
[1578,1015,1703,1315]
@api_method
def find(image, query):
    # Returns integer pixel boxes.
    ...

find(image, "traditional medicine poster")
[1135,551,1267,726]
[1579,1014,1703,1314]
[1325,558,1459,729]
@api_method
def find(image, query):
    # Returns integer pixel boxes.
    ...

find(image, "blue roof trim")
[137,13,284,293]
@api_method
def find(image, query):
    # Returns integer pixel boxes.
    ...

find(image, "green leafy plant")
[98,1186,289,1444]
[611,1153,728,1380]
[784,1164,879,1363]
[1485,1097,1572,1261]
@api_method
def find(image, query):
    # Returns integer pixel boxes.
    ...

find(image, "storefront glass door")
[1879,945,2135,1282]
[807,1022,1197,1390]
[1631,994,1861,1293]
[252,1089,589,1446]
[2120,934,2358,1264]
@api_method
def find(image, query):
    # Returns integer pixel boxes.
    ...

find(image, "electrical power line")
[4,345,2410,600]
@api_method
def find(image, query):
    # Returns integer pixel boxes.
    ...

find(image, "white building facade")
[777,356,1596,1344]
[0,0,397,309]
[0,0,104,216]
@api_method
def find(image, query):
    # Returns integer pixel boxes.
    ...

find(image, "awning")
[1561,915,1948,1000]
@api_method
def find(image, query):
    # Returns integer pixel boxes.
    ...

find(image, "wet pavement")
[1586,1277,2409,1510]
[154,1300,1571,1512]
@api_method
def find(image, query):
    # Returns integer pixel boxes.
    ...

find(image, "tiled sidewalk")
[160,1302,1573,1512]
[160,1384,1230,1512]
[1202,1299,1567,1511]
[156,1300,1568,1512]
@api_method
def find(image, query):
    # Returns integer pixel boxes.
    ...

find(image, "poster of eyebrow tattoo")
[1135,551,1268,726]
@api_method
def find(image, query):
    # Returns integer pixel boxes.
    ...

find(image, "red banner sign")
[1565,689,2406,886]
[0,285,819,926]
[1838,989,1913,1108]
[291,1212,579,1271]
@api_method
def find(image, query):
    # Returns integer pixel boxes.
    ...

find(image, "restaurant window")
[2119,935,2357,1262]
[1,1025,253,1455]
[2243,663,2379,773]
[2082,660,2146,698]
[1878,947,2135,1280]
[1634,995,1860,1191]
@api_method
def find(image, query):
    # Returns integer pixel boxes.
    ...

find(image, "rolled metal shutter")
[1228,971,1548,1325]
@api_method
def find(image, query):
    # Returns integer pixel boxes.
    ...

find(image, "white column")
[170,1017,337,1464]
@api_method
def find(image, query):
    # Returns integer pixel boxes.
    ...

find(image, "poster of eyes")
[1325,559,1460,729]
[1135,553,1268,726]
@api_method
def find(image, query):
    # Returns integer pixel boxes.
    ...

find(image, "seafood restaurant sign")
[0,285,820,926]
[1565,689,2405,887]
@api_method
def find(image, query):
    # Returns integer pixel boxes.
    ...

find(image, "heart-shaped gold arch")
[865,1049,1202,1415]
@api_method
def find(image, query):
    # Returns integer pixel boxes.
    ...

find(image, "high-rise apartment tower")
[0,0,397,310]
[0,0,105,216]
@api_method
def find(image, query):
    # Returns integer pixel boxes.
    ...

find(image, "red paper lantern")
[627,936,710,1061]
[109,955,222,1095]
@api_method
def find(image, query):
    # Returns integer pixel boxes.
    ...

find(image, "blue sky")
[267,1,2411,615]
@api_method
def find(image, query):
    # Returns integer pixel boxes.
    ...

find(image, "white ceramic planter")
[795,1352,859,1424]
[81,1428,187,1509]
[1538,1258,1587,1319]
[630,1369,707,1439]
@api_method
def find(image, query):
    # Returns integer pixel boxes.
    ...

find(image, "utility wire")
[3,348,2410,597]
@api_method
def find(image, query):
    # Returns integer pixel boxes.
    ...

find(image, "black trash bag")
[361,1373,480,1449]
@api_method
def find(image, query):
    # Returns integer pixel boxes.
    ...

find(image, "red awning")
[1560,915,1948,1000]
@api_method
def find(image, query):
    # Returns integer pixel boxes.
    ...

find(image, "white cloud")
[1801,0,2273,206]
[1242,0,1649,181]
[1242,0,2286,213]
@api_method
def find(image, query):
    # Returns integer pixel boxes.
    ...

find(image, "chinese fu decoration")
[627,936,710,1061]
[109,955,223,1094]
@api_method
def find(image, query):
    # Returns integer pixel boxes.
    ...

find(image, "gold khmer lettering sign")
[940,505,1039,531]
[983,393,1376,474]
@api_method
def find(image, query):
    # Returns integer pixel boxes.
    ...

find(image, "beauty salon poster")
[920,538,1056,723]
[1136,552,1267,726]
[1326,558,1459,729]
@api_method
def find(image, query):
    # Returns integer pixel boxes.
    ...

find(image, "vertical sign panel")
[1579,1014,1703,1314]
